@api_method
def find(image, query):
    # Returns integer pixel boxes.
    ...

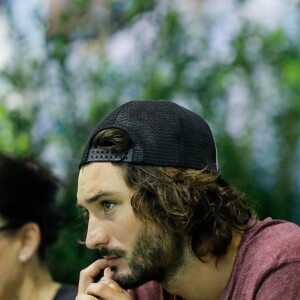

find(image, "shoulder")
[220,218,300,299]
[54,284,78,300]
[249,217,299,238]
[242,218,300,264]
[255,261,300,299]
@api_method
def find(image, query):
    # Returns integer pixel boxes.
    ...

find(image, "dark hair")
[90,129,253,258]
[0,153,63,260]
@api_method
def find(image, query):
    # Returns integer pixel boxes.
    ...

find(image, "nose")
[85,215,109,249]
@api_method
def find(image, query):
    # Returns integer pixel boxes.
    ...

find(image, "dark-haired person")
[0,153,77,300]
[76,100,300,300]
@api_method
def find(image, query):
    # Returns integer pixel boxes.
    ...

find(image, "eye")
[102,201,115,211]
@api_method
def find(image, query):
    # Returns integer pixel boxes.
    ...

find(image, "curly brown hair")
[91,129,253,258]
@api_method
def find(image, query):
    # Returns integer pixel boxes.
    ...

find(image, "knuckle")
[97,282,108,292]
[79,268,88,277]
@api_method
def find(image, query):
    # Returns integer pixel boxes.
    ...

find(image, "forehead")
[77,162,129,204]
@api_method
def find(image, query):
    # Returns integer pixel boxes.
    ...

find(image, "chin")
[112,269,145,289]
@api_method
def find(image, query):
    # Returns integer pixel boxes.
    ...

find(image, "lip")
[103,256,120,267]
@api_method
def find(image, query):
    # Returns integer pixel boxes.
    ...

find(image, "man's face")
[77,162,185,289]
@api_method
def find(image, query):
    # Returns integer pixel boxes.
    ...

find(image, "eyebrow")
[82,191,117,205]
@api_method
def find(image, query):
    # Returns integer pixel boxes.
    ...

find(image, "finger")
[86,282,131,300]
[103,267,114,279]
[98,276,122,291]
[78,259,109,294]
[75,294,98,300]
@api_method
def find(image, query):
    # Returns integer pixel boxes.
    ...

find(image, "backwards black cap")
[79,100,218,172]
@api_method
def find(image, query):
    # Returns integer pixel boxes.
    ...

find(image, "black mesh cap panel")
[80,100,218,172]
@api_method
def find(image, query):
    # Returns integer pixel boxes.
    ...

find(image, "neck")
[163,231,242,300]
[17,256,60,300]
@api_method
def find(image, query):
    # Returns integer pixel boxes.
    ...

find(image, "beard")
[101,223,185,289]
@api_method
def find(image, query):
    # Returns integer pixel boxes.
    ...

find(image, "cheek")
[0,240,24,298]
[112,213,143,247]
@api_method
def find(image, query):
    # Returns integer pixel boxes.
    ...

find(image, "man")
[76,100,300,300]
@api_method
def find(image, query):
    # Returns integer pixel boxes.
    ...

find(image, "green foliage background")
[0,0,299,284]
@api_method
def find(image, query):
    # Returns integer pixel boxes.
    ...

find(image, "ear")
[17,222,41,263]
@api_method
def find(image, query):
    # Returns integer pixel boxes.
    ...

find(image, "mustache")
[98,246,127,258]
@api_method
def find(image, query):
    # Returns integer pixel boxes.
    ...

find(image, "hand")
[76,259,133,300]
